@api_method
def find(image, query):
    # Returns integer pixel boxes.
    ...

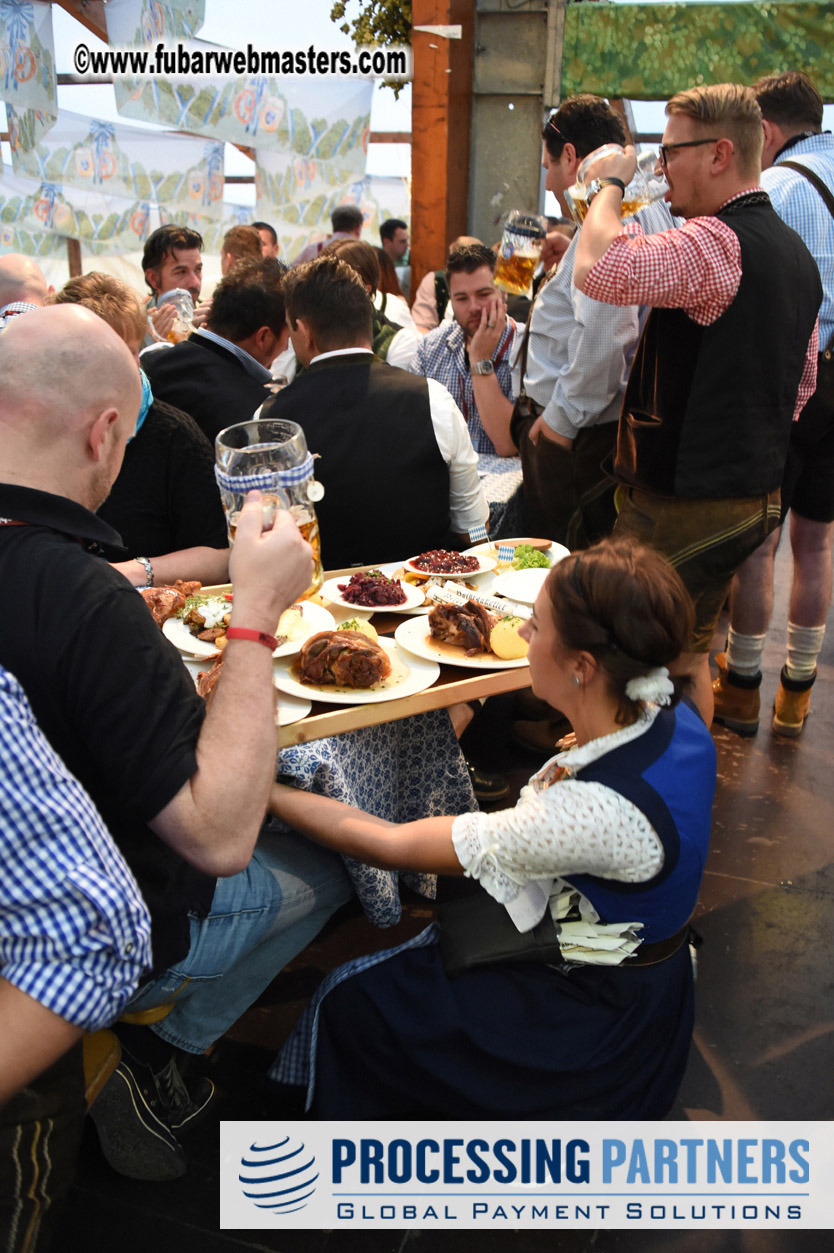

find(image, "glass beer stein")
[215,419,325,599]
[565,146,669,225]
[156,288,194,343]
[494,211,548,296]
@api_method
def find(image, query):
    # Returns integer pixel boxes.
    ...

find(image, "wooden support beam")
[54,1,107,42]
[410,0,475,301]
[67,237,82,277]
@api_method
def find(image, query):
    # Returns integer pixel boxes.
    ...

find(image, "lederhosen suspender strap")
[779,159,834,355]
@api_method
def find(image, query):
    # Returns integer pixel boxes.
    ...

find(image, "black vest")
[616,193,822,498]
[260,353,452,569]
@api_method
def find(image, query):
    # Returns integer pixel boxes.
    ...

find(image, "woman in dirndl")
[268,537,716,1119]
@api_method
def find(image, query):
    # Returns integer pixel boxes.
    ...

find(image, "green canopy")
[561,1,834,102]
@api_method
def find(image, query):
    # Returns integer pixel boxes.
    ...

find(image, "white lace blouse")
[451,709,665,922]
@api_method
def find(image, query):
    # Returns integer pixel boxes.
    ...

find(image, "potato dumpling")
[490,616,528,660]
[339,618,379,643]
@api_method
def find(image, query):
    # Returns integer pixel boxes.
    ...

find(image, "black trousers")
[514,415,618,548]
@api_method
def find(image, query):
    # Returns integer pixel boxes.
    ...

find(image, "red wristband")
[225,627,278,651]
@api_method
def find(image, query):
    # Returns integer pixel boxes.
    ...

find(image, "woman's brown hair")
[547,538,694,723]
[50,271,147,348]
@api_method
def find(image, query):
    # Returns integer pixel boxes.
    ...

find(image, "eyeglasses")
[658,138,720,168]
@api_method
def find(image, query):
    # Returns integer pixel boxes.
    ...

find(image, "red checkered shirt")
[583,188,819,419]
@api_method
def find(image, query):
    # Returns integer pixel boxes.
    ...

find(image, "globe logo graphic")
[239,1135,319,1215]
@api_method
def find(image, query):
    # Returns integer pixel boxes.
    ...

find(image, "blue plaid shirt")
[412,316,518,455]
[764,133,834,347]
[0,666,151,1029]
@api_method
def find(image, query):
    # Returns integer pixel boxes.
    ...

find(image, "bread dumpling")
[490,616,529,660]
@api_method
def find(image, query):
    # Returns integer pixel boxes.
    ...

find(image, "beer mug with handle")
[494,211,548,296]
[215,419,325,599]
[565,145,668,224]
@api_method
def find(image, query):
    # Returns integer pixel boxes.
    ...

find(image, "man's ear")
[293,315,315,356]
[144,268,160,294]
[561,141,579,180]
[88,408,119,462]
[712,136,736,173]
[760,118,781,170]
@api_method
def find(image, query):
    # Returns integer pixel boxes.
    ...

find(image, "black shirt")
[0,484,214,973]
[97,398,228,559]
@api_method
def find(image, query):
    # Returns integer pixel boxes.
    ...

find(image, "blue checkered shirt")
[764,133,834,347]
[412,316,518,455]
[0,666,151,1029]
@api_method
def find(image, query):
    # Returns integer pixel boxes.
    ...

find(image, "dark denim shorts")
[614,487,782,652]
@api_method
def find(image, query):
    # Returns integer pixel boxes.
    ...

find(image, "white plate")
[465,540,571,567]
[319,572,426,613]
[404,552,497,579]
[394,616,530,670]
[163,600,335,659]
[492,567,551,606]
[272,637,439,705]
[181,657,312,726]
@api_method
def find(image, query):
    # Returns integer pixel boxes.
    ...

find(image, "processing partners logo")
[238,1134,318,1216]
[222,1122,831,1230]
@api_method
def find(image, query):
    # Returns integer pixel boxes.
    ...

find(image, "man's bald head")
[0,305,142,506]
[0,254,48,309]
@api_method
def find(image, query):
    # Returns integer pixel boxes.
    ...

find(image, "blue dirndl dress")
[271,700,716,1119]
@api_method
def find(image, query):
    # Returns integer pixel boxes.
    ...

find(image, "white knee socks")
[726,629,767,678]
[785,623,826,682]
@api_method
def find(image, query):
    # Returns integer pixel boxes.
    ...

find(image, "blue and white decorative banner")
[0,0,56,117]
[221,1122,834,1231]
[105,0,205,44]
[106,0,373,160]
[0,216,70,257]
[9,107,225,219]
[255,165,409,264]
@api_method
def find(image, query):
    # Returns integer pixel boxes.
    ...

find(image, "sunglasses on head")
[543,113,568,146]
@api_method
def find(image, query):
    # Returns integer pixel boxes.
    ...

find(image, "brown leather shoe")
[772,667,815,737]
[712,652,760,736]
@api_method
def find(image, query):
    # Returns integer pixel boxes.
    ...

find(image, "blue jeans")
[125,829,352,1054]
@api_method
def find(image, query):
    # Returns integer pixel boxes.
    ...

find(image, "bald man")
[0,253,49,328]
[0,307,352,1180]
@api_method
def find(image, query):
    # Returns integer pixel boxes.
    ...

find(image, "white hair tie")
[624,666,674,706]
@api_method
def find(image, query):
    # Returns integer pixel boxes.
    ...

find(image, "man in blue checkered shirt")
[412,244,519,457]
[0,664,151,1250]
[714,71,834,740]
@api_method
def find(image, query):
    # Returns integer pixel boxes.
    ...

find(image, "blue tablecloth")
[270,709,476,928]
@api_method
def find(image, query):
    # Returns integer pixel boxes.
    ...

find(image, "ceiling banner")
[0,0,56,115]
[105,0,206,42]
[1,0,57,148]
[105,1,372,160]
[0,167,156,253]
[255,158,409,264]
[9,107,225,218]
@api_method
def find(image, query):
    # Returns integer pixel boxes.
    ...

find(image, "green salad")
[512,544,552,570]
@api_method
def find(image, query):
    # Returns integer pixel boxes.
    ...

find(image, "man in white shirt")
[259,254,488,569]
[514,95,674,548]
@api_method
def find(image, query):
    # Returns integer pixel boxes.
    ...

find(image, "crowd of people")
[0,66,830,1249]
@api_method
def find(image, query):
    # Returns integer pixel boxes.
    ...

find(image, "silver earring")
[573,675,580,687]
